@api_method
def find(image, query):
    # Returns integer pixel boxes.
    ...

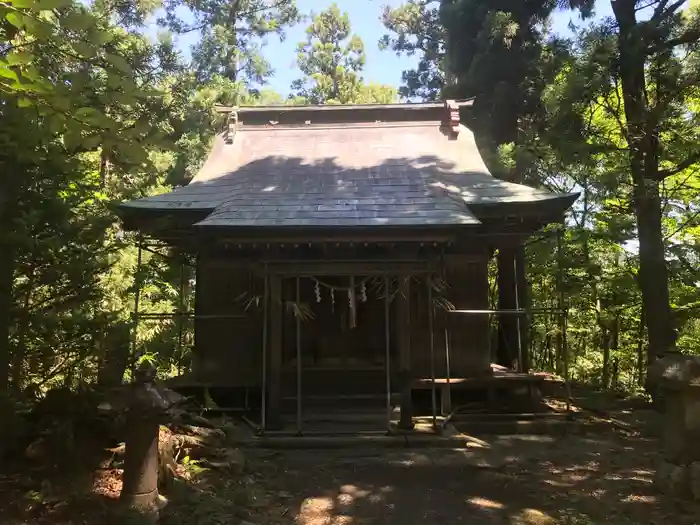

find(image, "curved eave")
[469,192,579,222]
[115,202,214,233]
[115,192,579,236]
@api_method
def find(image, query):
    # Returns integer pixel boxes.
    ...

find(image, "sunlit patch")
[262,185,277,192]
[297,496,355,525]
[622,494,657,504]
[603,474,624,481]
[336,493,354,506]
[510,508,558,525]
[542,479,573,488]
[391,452,431,466]
[562,473,590,482]
[339,485,369,498]
[589,489,607,498]
[467,497,505,510]
[300,497,334,513]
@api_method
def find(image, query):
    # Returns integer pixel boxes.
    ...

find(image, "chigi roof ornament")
[440,100,461,138]
[224,110,238,144]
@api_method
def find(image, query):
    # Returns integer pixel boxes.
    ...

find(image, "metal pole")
[428,277,437,428]
[176,258,186,375]
[260,267,269,432]
[384,275,392,432]
[557,228,572,413]
[513,254,523,373]
[296,276,302,435]
[130,240,144,373]
[444,327,451,414]
[563,309,571,413]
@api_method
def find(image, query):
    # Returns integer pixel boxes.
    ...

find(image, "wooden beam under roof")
[213,99,475,114]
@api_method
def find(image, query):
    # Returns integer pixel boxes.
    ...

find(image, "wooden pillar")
[444,253,491,376]
[497,244,529,371]
[497,246,517,368]
[268,274,283,429]
[397,275,414,430]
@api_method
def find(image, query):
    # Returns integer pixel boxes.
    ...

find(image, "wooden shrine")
[117,101,577,432]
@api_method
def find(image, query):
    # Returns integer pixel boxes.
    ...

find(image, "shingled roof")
[118,101,576,231]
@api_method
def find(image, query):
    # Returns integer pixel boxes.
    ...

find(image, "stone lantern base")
[656,459,700,500]
[650,355,700,501]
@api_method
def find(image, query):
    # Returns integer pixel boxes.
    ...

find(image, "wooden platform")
[412,369,560,415]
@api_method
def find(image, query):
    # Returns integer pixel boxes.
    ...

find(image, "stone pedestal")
[100,362,183,520]
[650,355,700,500]
[121,415,160,510]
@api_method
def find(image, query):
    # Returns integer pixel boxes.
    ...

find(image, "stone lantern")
[99,362,185,520]
[650,354,700,500]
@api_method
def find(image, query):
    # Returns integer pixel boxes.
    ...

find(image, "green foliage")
[379,0,445,100]
[442,0,700,388]
[3,0,700,401]
[291,3,397,104]
[160,0,300,86]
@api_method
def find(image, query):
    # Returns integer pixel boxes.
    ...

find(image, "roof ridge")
[238,121,446,131]
[219,99,472,132]
[215,100,475,114]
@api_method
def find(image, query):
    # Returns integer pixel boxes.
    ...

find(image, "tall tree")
[160,0,300,86]
[605,0,700,373]
[545,1,700,384]
[0,0,170,391]
[439,0,594,370]
[379,0,446,100]
[292,3,397,104]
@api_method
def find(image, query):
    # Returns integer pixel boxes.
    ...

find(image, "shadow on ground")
[245,427,700,525]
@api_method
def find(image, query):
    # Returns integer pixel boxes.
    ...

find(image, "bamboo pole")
[130,240,143,373]
[137,313,246,320]
[384,274,392,432]
[296,276,302,435]
[428,276,437,428]
[260,267,269,432]
[556,228,572,413]
[444,327,452,415]
[176,259,186,375]
[513,255,523,373]
[447,308,565,315]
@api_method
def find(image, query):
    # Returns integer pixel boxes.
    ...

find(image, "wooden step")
[281,368,388,396]
[281,393,399,412]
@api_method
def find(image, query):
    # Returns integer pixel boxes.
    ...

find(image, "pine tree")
[292,3,397,104]
[160,0,300,86]
[379,0,446,101]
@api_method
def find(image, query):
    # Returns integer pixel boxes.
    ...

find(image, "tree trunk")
[97,324,132,388]
[0,172,18,393]
[99,147,111,188]
[601,328,611,390]
[636,305,646,387]
[611,314,620,389]
[12,269,34,393]
[0,243,14,393]
[612,0,677,384]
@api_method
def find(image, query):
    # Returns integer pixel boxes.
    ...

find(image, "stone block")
[660,387,700,463]
[651,355,700,464]
[656,459,690,497]
[650,354,700,390]
[691,462,700,501]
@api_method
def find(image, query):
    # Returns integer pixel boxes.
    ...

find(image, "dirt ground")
[4,398,700,525]
[244,423,700,525]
